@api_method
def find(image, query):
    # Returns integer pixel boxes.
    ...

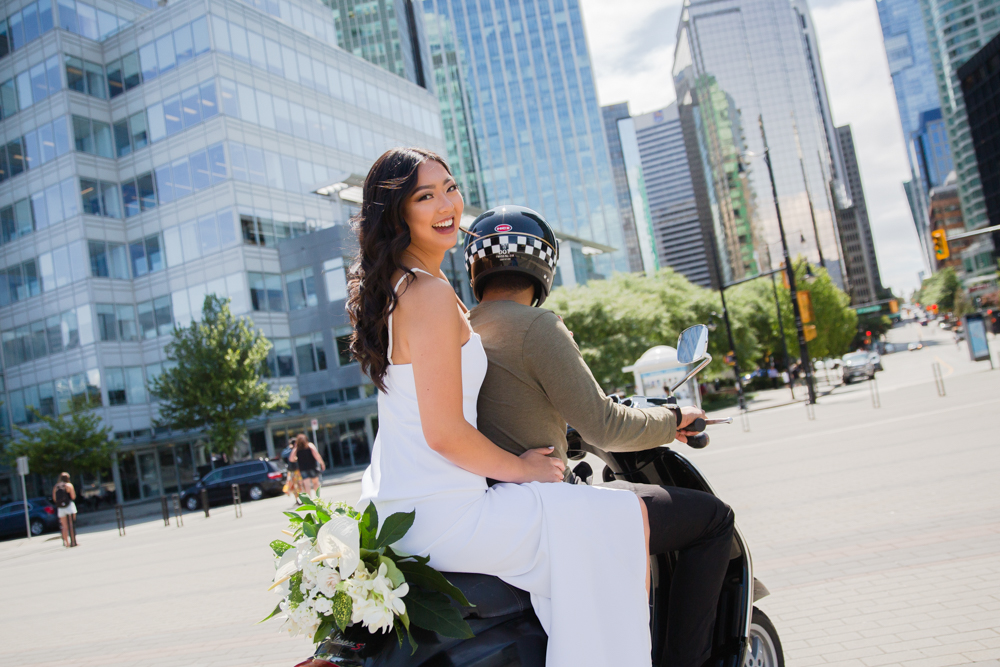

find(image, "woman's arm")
[311,444,326,470]
[68,483,76,500]
[289,449,298,462]
[396,278,563,484]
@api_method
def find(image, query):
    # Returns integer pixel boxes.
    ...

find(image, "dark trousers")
[599,480,735,667]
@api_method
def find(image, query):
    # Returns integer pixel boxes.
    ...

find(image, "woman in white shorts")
[52,472,77,547]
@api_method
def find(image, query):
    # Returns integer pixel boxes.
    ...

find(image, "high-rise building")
[959,33,1000,229]
[912,109,954,191]
[957,34,1000,286]
[601,102,647,274]
[321,0,431,89]
[421,9,485,208]
[419,0,630,283]
[0,0,444,505]
[835,125,886,305]
[919,0,1000,231]
[631,104,713,287]
[672,0,849,290]
[876,0,952,272]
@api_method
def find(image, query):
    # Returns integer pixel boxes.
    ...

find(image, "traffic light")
[866,330,872,337]
[931,229,950,260]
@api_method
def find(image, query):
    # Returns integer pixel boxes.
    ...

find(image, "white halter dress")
[359,269,651,666]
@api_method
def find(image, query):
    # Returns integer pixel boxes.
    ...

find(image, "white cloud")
[579,0,927,296]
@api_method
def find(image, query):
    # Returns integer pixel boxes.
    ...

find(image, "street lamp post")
[759,115,817,405]
[708,248,747,411]
[771,273,795,399]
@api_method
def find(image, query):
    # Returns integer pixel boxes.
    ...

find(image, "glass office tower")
[601,102,647,274]
[420,0,630,281]
[919,0,1000,231]
[631,104,713,288]
[672,0,848,289]
[876,0,951,270]
[0,0,444,505]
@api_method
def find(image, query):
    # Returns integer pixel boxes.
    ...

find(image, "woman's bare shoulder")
[395,271,455,312]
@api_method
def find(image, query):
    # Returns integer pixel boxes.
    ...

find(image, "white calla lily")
[313,514,361,578]
[268,547,299,594]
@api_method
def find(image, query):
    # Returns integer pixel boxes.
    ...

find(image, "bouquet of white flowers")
[263,494,473,656]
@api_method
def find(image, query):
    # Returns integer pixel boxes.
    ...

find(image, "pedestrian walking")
[52,473,77,547]
[289,434,325,497]
[281,442,303,504]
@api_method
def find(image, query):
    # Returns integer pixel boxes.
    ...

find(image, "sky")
[578,0,928,297]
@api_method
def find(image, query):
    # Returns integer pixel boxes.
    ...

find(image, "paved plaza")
[1,319,998,666]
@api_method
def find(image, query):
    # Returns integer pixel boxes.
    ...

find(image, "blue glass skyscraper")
[876,0,951,269]
[420,0,628,280]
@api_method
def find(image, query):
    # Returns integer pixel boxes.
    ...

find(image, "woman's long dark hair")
[346,147,453,392]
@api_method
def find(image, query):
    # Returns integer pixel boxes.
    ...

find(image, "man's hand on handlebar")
[674,406,707,444]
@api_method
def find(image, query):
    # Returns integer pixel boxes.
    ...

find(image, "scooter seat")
[441,572,533,619]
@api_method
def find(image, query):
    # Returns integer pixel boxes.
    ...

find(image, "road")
[0,317,997,666]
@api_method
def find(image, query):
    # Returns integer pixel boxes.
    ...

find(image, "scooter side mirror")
[677,324,709,364]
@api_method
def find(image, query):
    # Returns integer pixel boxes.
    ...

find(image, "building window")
[79,179,120,218]
[295,332,327,374]
[248,272,285,312]
[265,338,295,377]
[129,234,164,277]
[72,115,113,158]
[334,326,354,366]
[286,267,318,310]
[65,55,106,99]
[88,240,130,279]
[324,257,347,301]
[96,304,138,342]
[106,17,209,98]
[105,366,147,405]
[137,296,173,339]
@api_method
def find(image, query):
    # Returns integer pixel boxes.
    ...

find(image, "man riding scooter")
[465,205,735,667]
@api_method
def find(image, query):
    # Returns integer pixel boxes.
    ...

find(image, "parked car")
[0,498,59,538]
[180,459,286,511]
[841,352,875,383]
[907,342,924,351]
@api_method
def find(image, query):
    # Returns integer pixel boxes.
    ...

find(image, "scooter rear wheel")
[744,607,783,667]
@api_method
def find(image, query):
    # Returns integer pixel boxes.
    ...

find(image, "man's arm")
[523,312,679,452]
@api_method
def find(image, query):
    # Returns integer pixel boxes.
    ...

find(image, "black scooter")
[301,325,783,667]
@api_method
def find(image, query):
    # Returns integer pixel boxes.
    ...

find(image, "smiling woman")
[345,148,459,392]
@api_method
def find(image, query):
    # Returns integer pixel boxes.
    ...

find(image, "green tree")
[914,267,962,312]
[776,259,858,360]
[151,295,289,459]
[4,402,116,479]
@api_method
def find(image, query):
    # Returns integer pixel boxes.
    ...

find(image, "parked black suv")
[0,498,59,539]
[180,459,285,511]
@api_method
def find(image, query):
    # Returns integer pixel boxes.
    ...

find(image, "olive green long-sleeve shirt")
[469,299,677,478]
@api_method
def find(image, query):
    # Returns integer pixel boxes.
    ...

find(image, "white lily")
[311,514,361,579]
[268,547,299,594]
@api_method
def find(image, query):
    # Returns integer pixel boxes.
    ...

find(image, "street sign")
[856,305,882,314]
[804,324,817,342]
[310,418,319,431]
[16,456,30,539]
[797,291,814,324]
[16,456,28,476]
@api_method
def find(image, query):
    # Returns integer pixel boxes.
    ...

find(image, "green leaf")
[302,521,318,539]
[288,573,304,604]
[374,510,415,549]
[396,561,473,608]
[314,615,335,644]
[296,504,317,512]
[332,590,352,632]
[360,503,379,550]
[258,602,283,624]
[396,613,418,655]
[283,511,303,524]
[298,493,313,505]
[315,508,331,523]
[270,539,294,557]
[404,587,475,639]
[379,556,406,588]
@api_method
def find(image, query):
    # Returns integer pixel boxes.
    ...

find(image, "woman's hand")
[516,447,565,483]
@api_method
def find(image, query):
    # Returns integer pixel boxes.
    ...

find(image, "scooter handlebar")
[678,417,709,449]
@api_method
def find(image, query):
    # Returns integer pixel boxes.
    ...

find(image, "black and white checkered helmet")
[464,205,559,306]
